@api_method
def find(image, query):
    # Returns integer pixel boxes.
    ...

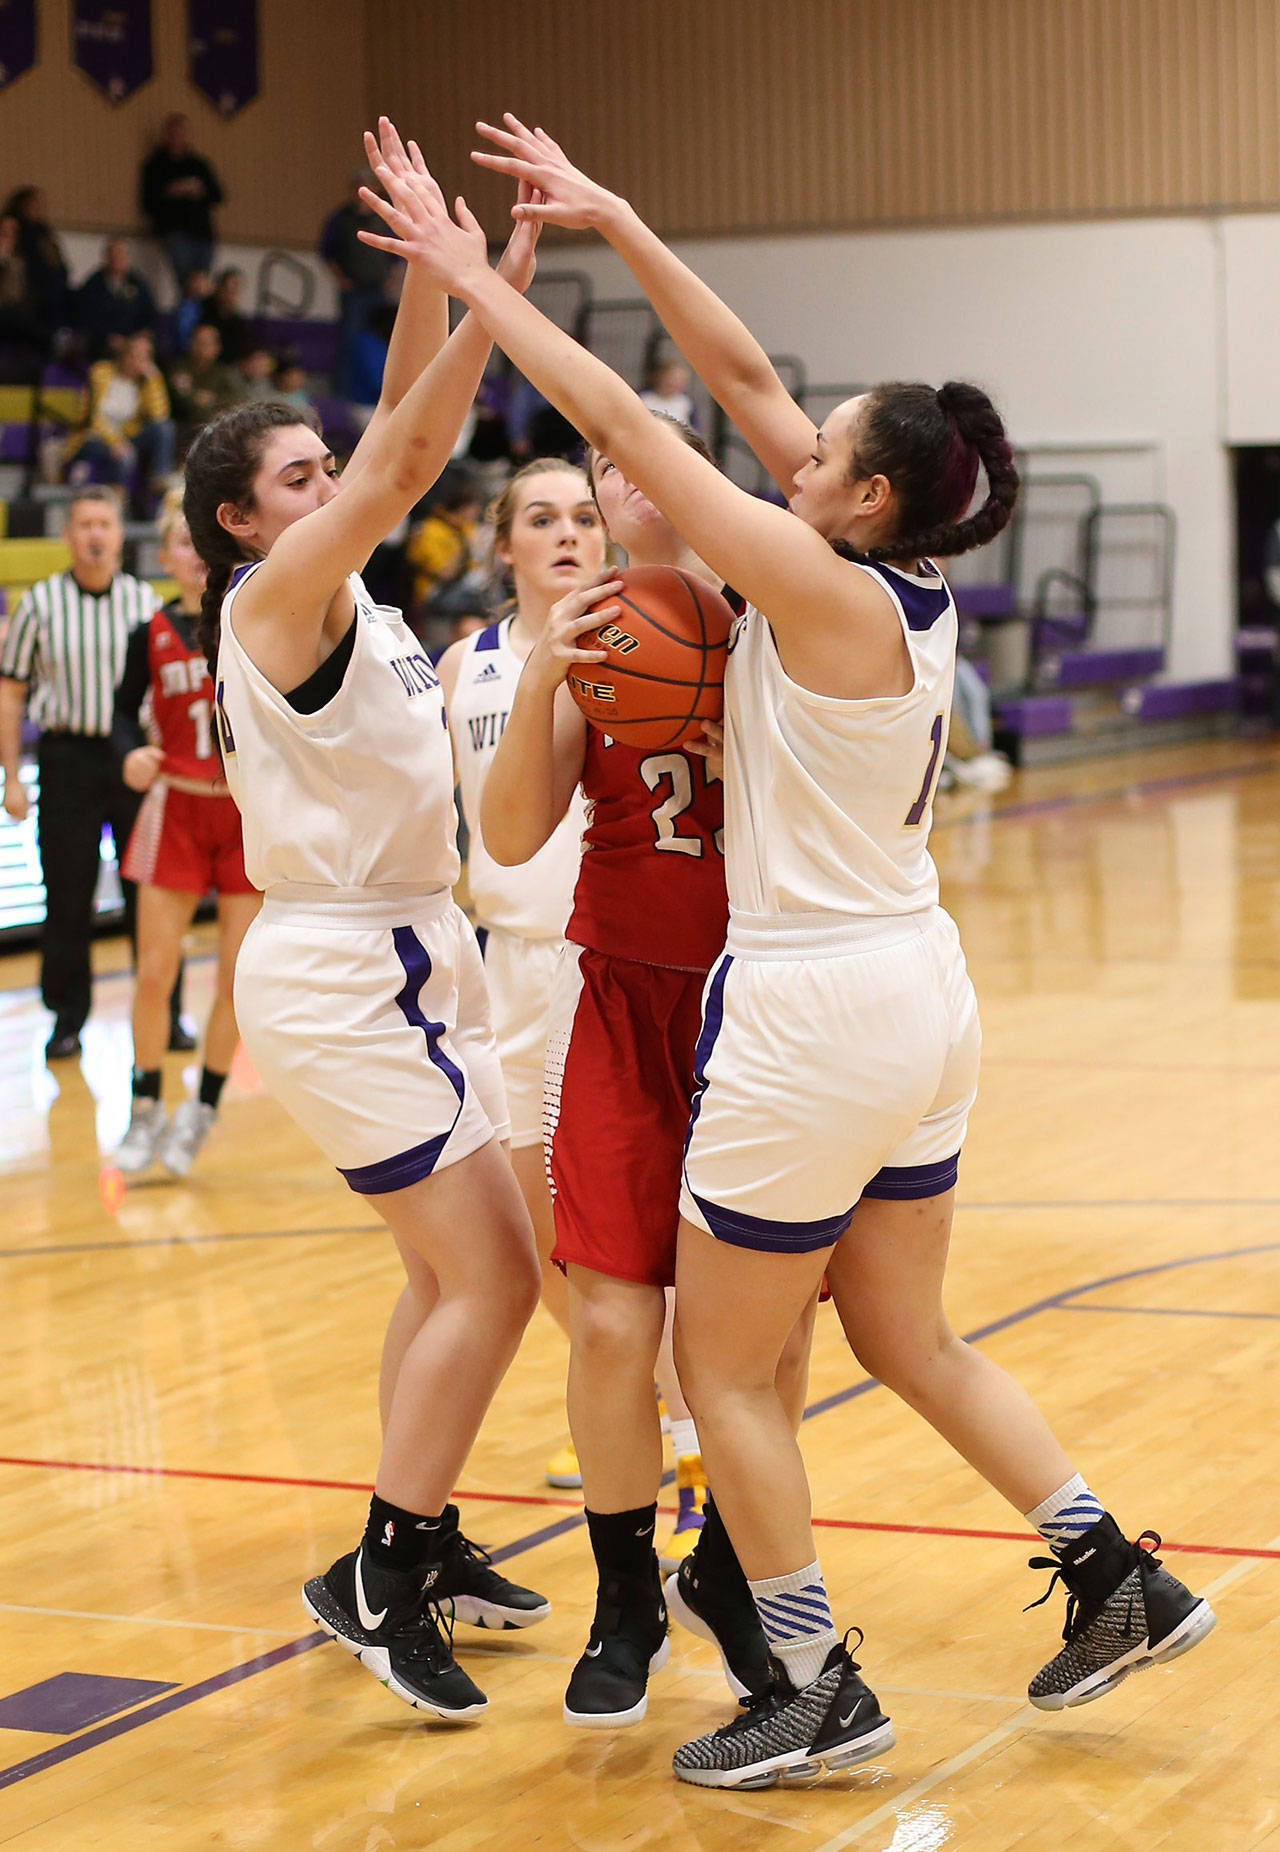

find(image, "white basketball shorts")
[680,906,980,1252]
[234,886,509,1192]
[481,926,562,1150]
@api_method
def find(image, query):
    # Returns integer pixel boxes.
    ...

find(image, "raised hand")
[472,114,618,232]
[358,156,489,292]
[494,180,543,295]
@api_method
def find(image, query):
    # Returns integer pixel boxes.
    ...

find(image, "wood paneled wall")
[366,0,1280,237]
[0,0,369,247]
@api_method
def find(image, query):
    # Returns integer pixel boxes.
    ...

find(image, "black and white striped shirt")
[0,572,157,737]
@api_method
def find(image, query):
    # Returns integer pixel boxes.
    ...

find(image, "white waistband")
[261,882,452,929]
[725,906,932,959]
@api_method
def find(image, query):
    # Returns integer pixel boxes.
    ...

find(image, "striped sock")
[749,1560,838,1690]
[1025,1474,1106,1551]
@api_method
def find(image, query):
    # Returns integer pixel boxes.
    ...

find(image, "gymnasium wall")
[0,0,368,247]
[560,213,1249,683]
[365,0,1280,239]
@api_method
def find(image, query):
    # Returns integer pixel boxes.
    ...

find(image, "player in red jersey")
[481,416,816,1728]
[113,492,260,1178]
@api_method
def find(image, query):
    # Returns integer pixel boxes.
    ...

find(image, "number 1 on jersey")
[904,713,945,827]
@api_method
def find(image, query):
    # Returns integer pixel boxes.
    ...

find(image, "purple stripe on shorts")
[338,925,467,1195]
[861,1154,960,1201]
[689,1189,854,1254]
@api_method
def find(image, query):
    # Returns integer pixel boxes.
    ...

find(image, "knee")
[500,1241,542,1330]
[134,947,174,996]
[851,1318,962,1406]
[573,1291,660,1380]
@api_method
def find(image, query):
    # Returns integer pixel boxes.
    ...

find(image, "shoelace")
[726,1623,868,1732]
[392,1589,458,1670]
[1024,1532,1162,1642]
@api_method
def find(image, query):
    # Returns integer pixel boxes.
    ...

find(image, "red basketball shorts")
[544,944,709,1287]
[122,784,253,896]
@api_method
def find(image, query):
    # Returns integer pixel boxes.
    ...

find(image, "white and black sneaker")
[114,1098,167,1176]
[1027,1516,1217,1710]
[431,1504,551,1630]
[665,1553,771,1700]
[563,1562,670,1728]
[302,1547,487,1721]
[673,1632,894,1790]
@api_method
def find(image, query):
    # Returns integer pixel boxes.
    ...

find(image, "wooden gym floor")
[1,736,1277,1851]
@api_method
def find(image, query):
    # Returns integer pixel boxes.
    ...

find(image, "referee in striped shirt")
[0,488,187,1060]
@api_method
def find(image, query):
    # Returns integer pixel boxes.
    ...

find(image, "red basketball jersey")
[146,603,221,783]
[567,729,729,972]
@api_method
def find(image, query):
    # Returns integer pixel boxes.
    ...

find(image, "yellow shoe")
[658,1454,706,1572]
[545,1442,581,1489]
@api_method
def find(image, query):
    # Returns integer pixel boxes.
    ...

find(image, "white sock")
[670,1418,699,1461]
[1025,1473,1105,1551]
[749,1560,838,1690]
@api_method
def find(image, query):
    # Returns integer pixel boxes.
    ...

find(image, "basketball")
[566,566,736,750]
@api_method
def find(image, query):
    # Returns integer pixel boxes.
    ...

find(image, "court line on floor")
[1060,1302,1280,1321]
[2,1236,1275,1793]
[0,1603,296,1639]
[810,1531,1280,1852]
[932,757,1279,831]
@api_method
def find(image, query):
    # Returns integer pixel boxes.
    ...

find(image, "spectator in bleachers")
[640,348,697,427]
[347,299,396,413]
[272,350,316,421]
[198,267,255,366]
[230,344,277,404]
[1,186,70,331]
[407,468,491,634]
[319,171,397,398]
[74,239,158,361]
[140,113,223,289]
[0,487,186,1061]
[173,269,213,353]
[64,331,174,519]
[0,211,48,379]
[167,324,240,451]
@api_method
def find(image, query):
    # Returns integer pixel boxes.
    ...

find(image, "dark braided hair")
[182,400,315,676]
[840,380,1019,564]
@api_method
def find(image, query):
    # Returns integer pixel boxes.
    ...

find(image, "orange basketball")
[566,566,736,750]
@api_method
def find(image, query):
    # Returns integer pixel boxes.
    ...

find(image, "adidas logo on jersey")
[475,661,500,681]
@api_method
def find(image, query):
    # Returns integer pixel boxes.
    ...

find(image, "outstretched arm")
[478,579,613,864]
[472,115,817,494]
[239,144,539,643]
[357,182,902,696]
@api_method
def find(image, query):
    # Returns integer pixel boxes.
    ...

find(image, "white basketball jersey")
[216,564,460,894]
[723,558,957,922]
[449,615,585,939]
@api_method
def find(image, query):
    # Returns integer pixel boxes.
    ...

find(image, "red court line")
[2,1453,1276,1562]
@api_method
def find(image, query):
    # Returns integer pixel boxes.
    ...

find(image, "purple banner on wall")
[0,0,37,93]
[71,0,152,103]
[189,0,257,117]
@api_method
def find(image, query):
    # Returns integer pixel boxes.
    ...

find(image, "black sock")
[199,1067,227,1110]
[132,1067,161,1101]
[585,1504,658,1584]
[362,1494,445,1572]
[694,1494,751,1596]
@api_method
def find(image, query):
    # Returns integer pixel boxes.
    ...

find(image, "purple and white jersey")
[722,558,957,932]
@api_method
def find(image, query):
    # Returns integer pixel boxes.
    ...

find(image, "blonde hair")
[157,485,188,546]
[486,456,592,549]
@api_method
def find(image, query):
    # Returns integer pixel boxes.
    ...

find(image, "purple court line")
[931,757,1279,831]
[2,1236,1276,1793]
[1059,1302,1280,1322]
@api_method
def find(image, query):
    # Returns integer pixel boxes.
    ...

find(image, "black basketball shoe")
[1026,1515,1216,1710]
[430,1504,551,1630]
[673,1632,894,1790]
[563,1560,670,1728]
[664,1554,771,1700]
[302,1547,487,1721]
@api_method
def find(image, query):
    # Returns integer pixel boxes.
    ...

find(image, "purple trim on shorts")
[338,926,467,1196]
[683,954,732,1157]
[689,1189,854,1254]
[861,1154,960,1200]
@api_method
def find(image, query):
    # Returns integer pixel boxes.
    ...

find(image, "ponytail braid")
[848,380,1019,565]
[182,400,311,676]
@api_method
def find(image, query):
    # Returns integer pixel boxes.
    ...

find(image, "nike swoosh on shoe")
[354,1549,388,1631]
